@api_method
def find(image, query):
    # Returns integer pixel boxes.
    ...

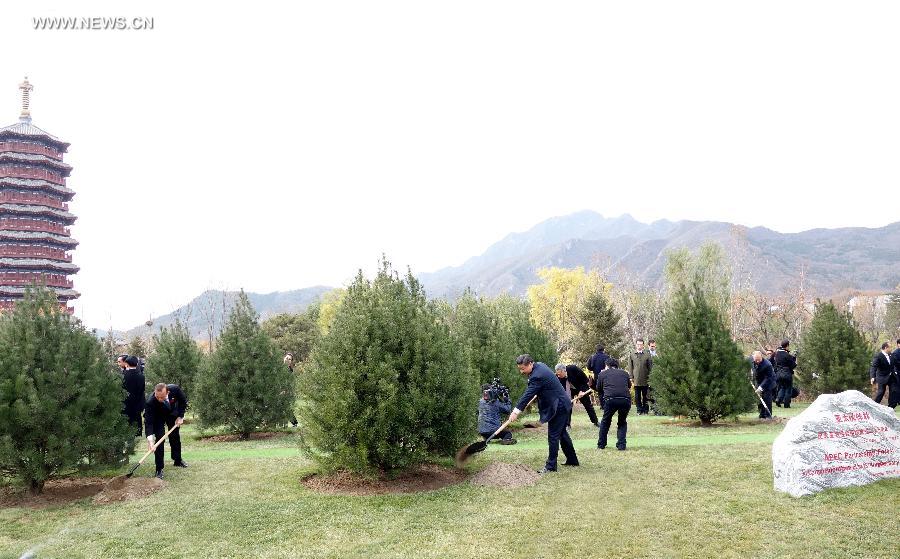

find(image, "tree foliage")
[800,301,871,396]
[653,281,755,425]
[194,291,294,438]
[0,286,133,494]
[445,291,556,397]
[261,307,321,366]
[527,267,609,361]
[664,243,732,317]
[298,260,478,474]
[126,336,148,359]
[572,287,629,365]
[146,319,203,398]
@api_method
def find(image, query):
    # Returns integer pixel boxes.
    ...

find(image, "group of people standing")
[750,340,798,419]
[871,340,900,408]
[116,354,189,479]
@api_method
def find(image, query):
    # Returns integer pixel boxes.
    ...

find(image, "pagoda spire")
[19,76,33,123]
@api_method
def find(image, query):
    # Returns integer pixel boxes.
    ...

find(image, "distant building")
[0,77,79,312]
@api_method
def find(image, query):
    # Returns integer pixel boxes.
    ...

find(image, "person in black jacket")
[595,358,632,450]
[508,354,578,473]
[890,340,900,408]
[773,340,797,408]
[122,355,145,436]
[751,351,775,419]
[871,342,897,407]
[144,383,189,479]
[555,363,598,426]
[588,344,609,390]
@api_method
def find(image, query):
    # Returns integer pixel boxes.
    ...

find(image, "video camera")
[484,377,510,402]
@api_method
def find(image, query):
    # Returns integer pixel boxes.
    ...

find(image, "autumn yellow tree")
[527,267,612,362]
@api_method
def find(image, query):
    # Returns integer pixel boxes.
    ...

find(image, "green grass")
[1,404,898,559]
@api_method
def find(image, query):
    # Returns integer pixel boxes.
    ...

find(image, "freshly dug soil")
[302,464,467,495]
[201,431,285,442]
[1,478,106,508]
[93,477,165,504]
[470,462,541,489]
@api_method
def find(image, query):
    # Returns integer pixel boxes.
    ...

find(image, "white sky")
[2,1,898,331]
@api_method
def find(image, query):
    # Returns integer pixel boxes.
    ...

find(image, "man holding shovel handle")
[144,383,189,479]
[750,351,774,419]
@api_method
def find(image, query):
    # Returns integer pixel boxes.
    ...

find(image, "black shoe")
[616,446,627,451]
[537,467,557,474]
[499,438,517,445]
[562,462,580,467]
[155,470,164,480]
[597,445,606,449]
[775,401,782,407]
[174,461,188,468]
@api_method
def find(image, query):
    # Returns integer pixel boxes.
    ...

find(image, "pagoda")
[0,77,79,312]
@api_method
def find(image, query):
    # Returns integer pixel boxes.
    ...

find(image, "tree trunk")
[28,478,44,495]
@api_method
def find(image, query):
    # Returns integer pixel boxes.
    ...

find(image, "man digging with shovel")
[144,383,189,479]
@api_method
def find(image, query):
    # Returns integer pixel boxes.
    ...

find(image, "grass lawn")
[2,404,898,559]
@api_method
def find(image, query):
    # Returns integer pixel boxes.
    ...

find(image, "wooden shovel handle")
[572,388,593,404]
[136,422,180,466]
[487,395,537,443]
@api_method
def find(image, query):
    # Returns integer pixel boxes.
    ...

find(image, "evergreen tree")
[126,336,148,359]
[444,292,556,398]
[194,290,294,439]
[101,328,119,363]
[653,282,755,425]
[261,306,321,365]
[146,319,203,398]
[572,288,629,365]
[0,286,133,494]
[800,301,871,396]
[298,260,478,474]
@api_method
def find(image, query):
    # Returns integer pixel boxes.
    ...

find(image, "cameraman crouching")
[478,383,517,445]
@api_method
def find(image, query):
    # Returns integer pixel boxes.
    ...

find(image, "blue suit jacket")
[514,362,572,424]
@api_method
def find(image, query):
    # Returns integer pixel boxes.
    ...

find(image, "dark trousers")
[546,408,578,470]
[599,397,630,450]
[757,391,773,418]
[480,430,512,441]
[570,388,599,425]
[634,386,649,414]
[874,376,899,407]
[153,417,182,472]
[126,411,143,437]
[776,377,793,407]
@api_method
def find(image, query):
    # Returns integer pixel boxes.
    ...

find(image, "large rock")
[772,390,900,497]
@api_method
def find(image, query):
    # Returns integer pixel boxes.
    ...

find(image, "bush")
[800,301,871,396]
[0,286,133,494]
[653,283,755,425]
[298,261,478,474]
[194,291,294,438]
[261,307,321,366]
[146,319,203,399]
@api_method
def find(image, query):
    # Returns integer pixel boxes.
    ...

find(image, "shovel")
[456,396,536,465]
[572,388,593,404]
[106,422,179,490]
[750,380,771,416]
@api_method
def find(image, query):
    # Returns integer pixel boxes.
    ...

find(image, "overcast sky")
[2,1,898,330]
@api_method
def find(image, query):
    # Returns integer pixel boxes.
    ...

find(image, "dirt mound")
[302,464,467,495]
[201,431,285,442]
[1,478,106,508]
[93,477,166,504]
[470,462,541,489]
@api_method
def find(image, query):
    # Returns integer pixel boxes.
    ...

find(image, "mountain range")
[118,211,900,340]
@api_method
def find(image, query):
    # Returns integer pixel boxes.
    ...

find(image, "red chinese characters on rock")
[817,425,888,440]
[834,411,871,423]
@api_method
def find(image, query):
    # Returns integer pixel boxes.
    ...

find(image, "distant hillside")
[122,286,332,342]
[418,211,900,300]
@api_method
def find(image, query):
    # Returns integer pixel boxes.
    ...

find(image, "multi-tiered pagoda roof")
[0,78,79,312]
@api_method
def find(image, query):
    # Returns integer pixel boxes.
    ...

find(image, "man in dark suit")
[508,354,578,473]
[596,358,632,450]
[751,350,775,419]
[122,356,145,436]
[890,339,900,408]
[144,382,189,479]
[773,340,797,408]
[555,363,598,426]
[871,342,897,407]
[588,344,609,390]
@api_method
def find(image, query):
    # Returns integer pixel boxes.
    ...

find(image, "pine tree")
[298,260,478,474]
[653,283,755,425]
[572,288,629,365]
[193,290,294,439]
[0,286,133,494]
[800,301,871,396]
[146,319,203,398]
[126,336,147,359]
